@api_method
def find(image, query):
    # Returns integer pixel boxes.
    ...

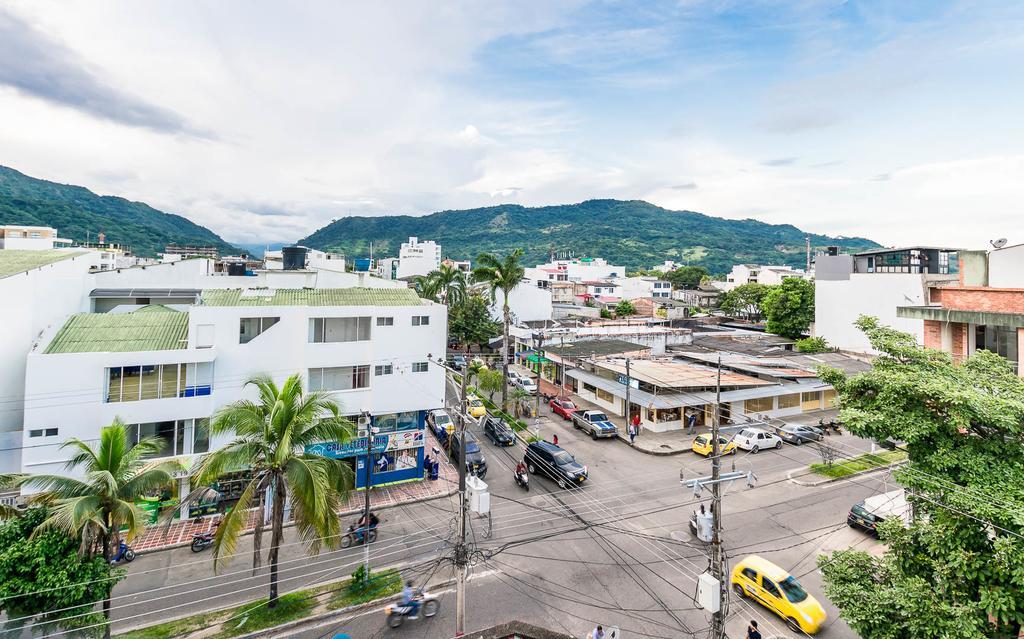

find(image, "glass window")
[778,393,801,409]
[741,567,758,582]
[376,413,398,433]
[28,430,43,438]
[175,419,186,455]
[137,421,176,457]
[595,387,614,402]
[762,578,782,599]
[45,428,58,437]
[140,365,159,400]
[376,317,394,326]
[310,366,370,391]
[161,364,179,398]
[193,418,210,454]
[397,412,419,430]
[310,317,371,343]
[122,366,142,401]
[801,392,821,411]
[823,389,839,408]
[412,362,429,373]
[745,396,774,413]
[779,576,808,603]
[107,367,123,402]
[412,315,430,326]
[375,364,393,376]
[240,317,280,343]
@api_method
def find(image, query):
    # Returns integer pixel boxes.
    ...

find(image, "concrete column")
[177,477,190,520]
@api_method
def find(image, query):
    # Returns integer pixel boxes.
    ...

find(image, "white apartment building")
[22,287,446,510]
[724,264,806,291]
[524,257,625,287]
[396,237,441,279]
[613,276,672,300]
[0,225,64,250]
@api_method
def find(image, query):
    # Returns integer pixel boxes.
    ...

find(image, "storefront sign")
[616,375,639,389]
[306,430,425,459]
[385,430,424,451]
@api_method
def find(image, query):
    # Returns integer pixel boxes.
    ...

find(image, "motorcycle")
[110,541,136,564]
[385,591,440,629]
[514,468,530,491]
[191,519,220,553]
[341,522,378,548]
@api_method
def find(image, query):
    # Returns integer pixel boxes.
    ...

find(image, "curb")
[786,459,908,487]
[136,486,459,556]
[614,433,692,456]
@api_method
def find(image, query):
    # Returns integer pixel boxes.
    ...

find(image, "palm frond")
[285,456,339,554]
[211,475,261,573]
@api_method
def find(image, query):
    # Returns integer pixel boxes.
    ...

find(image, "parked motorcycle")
[191,530,216,553]
[385,591,440,629]
[514,469,530,491]
[110,541,136,564]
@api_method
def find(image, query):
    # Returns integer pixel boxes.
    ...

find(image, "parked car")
[777,424,823,445]
[513,375,538,395]
[427,409,454,437]
[448,431,487,478]
[570,409,618,439]
[524,441,587,489]
[731,555,827,634]
[732,428,783,453]
[451,354,467,371]
[691,434,737,457]
[507,370,523,383]
[549,397,577,420]
[466,397,487,419]
[482,415,516,446]
[847,489,910,536]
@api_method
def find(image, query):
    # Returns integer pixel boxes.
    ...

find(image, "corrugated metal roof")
[0,250,88,279]
[200,288,424,307]
[90,288,201,298]
[44,305,189,354]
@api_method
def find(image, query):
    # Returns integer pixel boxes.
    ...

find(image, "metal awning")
[90,288,202,299]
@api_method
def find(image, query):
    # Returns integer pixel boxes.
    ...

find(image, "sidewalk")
[564,392,697,455]
[132,429,459,553]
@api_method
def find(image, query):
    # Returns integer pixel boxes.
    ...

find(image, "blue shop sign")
[306,435,388,459]
[616,375,639,389]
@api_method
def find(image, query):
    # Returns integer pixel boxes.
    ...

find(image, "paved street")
[96,376,892,638]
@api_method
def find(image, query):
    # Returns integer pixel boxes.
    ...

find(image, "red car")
[549,397,577,420]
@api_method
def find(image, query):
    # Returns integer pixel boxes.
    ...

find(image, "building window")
[310,317,372,343]
[778,393,801,409]
[239,317,280,343]
[412,362,429,373]
[412,315,430,326]
[193,418,210,454]
[595,387,614,402]
[745,396,774,413]
[375,364,393,376]
[823,389,839,409]
[309,365,370,391]
[376,317,394,327]
[583,382,597,393]
[28,428,58,438]
[106,362,212,402]
[976,325,1019,370]
[124,419,206,457]
[801,392,821,412]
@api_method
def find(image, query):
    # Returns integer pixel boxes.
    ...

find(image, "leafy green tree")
[14,421,182,638]
[817,317,1024,639]
[192,374,354,609]
[477,368,503,402]
[599,308,613,319]
[795,336,831,353]
[719,283,771,321]
[614,300,637,317]
[0,508,117,637]
[762,277,815,338]
[448,293,501,348]
[472,250,525,413]
[665,265,708,290]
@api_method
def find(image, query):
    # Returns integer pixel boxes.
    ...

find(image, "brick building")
[898,245,1024,374]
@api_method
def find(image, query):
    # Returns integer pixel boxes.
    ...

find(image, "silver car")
[778,424,823,445]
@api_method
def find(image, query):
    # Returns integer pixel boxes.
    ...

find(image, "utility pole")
[362,412,373,576]
[455,348,469,637]
[559,335,566,394]
[710,355,726,639]
[533,331,543,419]
[805,235,811,273]
[624,357,632,423]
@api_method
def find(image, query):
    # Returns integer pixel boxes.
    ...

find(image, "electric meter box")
[466,476,490,514]
[697,572,721,613]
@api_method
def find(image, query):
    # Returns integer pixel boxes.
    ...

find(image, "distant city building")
[724,263,806,291]
[0,225,65,251]
[161,244,220,261]
[898,244,1024,375]
[396,236,441,279]
[815,246,961,353]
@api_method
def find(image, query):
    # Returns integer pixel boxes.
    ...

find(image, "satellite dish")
[991,238,1008,249]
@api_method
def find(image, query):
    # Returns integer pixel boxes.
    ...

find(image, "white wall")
[491,283,553,323]
[396,237,441,279]
[814,274,929,353]
[988,245,1024,288]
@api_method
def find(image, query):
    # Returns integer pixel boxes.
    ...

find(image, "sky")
[1,0,1022,248]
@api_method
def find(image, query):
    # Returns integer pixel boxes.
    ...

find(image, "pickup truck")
[570,409,618,440]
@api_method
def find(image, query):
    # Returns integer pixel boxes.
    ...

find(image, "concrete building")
[897,244,1024,374]
[724,264,806,291]
[0,225,62,251]
[815,247,960,354]
[396,237,441,279]
[613,276,672,300]
[22,287,446,509]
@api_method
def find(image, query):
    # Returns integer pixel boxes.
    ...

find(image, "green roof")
[45,306,189,354]
[200,288,424,307]
[0,250,88,279]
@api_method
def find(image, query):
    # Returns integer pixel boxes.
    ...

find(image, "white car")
[732,428,783,453]
[513,375,538,394]
[428,409,454,436]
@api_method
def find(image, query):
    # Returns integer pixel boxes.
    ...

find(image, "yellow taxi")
[730,555,827,634]
[691,435,737,457]
[466,397,487,419]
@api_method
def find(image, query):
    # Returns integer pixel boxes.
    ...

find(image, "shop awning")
[525,353,551,364]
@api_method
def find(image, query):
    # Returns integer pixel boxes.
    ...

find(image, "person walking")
[552,433,559,446]
[628,421,637,445]
[686,411,697,435]
[746,620,761,639]
[630,412,641,438]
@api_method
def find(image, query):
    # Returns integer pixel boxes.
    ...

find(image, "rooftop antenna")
[990,238,1008,249]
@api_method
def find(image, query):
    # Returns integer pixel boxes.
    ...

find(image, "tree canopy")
[762,277,815,338]
[818,317,1024,639]
[664,265,708,290]
[719,282,771,321]
[614,300,637,317]
[448,293,501,348]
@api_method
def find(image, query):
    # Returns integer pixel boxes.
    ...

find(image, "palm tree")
[428,263,467,307]
[472,249,525,413]
[192,373,354,609]
[511,387,531,418]
[413,274,441,302]
[15,421,183,638]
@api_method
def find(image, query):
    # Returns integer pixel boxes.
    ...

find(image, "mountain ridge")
[300,198,880,273]
[0,166,237,257]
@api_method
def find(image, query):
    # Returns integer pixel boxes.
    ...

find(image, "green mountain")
[300,199,879,273]
[0,166,237,257]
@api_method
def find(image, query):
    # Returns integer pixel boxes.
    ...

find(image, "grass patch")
[327,568,403,610]
[118,611,226,639]
[214,593,315,639]
[810,449,907,479]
